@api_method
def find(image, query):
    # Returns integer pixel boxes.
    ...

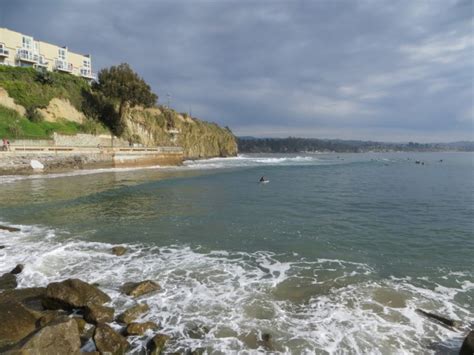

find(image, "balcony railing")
[55,59,73,72]
[37,56,49,67]
[16,49,38,63]
[80,68,97,80]
[0,48,9,57]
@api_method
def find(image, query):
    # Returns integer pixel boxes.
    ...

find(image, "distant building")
[0,27,96,81]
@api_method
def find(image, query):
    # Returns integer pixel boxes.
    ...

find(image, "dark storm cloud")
[1,0,472,141]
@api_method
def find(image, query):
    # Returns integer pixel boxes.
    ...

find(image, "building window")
[22,36,33,50]
[58,48,67,60]
[83,59,90,68]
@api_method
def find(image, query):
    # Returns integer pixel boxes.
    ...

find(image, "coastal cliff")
[0,66,237,159]
[124,106,237,159]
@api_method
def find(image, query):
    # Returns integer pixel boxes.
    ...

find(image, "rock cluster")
[0,268,168,354]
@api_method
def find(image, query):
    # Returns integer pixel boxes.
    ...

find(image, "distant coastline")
[238,137,474,153]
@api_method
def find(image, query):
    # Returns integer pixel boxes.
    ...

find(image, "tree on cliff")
[93,63,157,134]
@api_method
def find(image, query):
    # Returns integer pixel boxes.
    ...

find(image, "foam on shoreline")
[1,222,472,354]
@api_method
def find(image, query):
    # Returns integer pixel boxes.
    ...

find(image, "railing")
[16,49,38,63]
[0,48,9,57]
[37,56,49,67]
[80,68,97,80]
[55,59,73,72]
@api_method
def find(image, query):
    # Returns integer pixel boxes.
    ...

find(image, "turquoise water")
[0,152,473,353]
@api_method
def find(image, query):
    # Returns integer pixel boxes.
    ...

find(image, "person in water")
[259,176,266,182]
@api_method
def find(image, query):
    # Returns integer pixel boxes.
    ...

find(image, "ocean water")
[0,152,472,354]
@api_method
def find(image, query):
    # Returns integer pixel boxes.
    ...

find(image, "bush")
[35,70,54,85]
[26,106,44,123]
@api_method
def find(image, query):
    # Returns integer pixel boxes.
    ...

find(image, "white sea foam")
[0,223,471,354]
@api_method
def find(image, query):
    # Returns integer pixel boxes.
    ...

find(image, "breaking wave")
[1,222,472,354]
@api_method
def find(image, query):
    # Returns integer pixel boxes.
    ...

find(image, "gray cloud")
[1,0,472,142]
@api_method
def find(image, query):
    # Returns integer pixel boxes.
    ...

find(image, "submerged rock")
[10,264,24,275]
[259,333,274,351]
[94,323,129,355]
[0,301,38,348]
[460,330,474,355]
[126,321,159,335]
[416,309,462,328]
[0,273,17,290]
[43,278,111,310]
[117,302,150,324]
[121,280,161,298]
[111,246,127,256]
[13,317,81,354]
[146,333,170,355]
[83,303,114,324]
[0,225,21,232]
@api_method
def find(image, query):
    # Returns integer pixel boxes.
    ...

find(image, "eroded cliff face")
[123,106,238,159]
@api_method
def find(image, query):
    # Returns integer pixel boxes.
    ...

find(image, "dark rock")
[117,302,150,324]
[121,280,161,298]
[460,330,474,355]
[146,333,170,355]
[37,309,67,327]
[83,303,114,324]
[260,333,274,350]
[12,317,81,354]
[416,309,462,328]
[0,225,21,232]
[0,287,46,312]
[126,321,159,335]
[43,278,111,310]
[0,301,38,348]
[94,323,129,355]
[10,264,24,275]
[73,317,95,346]
[73,316,87,334]
[0,273,17,290]
[111,246,127,256]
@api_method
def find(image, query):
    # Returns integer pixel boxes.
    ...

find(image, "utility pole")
[167,93,171,108]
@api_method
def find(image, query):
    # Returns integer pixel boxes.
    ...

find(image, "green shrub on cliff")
[0,66,89,111]
[0,106,82,139]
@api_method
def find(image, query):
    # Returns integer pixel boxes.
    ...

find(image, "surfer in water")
[259,176,267,182]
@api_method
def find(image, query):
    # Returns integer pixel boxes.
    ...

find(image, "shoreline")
[0,222,472,353]
[0,146,184,175]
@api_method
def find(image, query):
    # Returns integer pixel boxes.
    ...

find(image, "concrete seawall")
[0,146,184,174]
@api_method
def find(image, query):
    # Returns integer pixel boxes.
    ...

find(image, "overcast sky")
[1,0,473,142]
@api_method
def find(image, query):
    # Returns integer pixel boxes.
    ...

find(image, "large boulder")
[146,333,169,355]
[460,330,474,355]
[0,273,17,290]
[117,303,150,324]
[43,279,111,310]
[126,321,159,336]
[13,317,81,354]
[94,323,129,355]
[0,301,38,349]
[83,303,114,324]
[0,287,46,311]
[121,280,161,298]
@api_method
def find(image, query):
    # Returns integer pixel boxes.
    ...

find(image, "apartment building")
[0,28,96,80]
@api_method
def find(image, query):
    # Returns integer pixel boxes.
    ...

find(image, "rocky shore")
[0,261,170,354]
[0,224,472,354]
